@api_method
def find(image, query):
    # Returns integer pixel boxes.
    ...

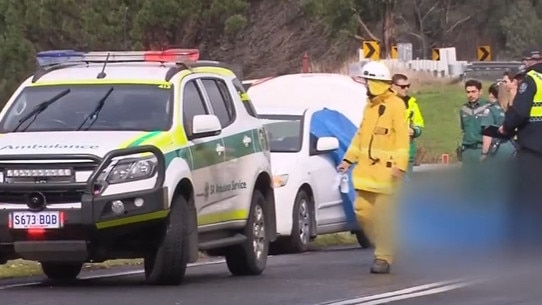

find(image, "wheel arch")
[253,171,277,242]
[298,183,317,238]
[172,177,199,263]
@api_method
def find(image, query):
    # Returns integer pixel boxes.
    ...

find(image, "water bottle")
[339,173,349,193]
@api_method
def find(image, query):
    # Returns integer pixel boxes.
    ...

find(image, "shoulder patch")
[483,108,490,115]
[519,82,528,94]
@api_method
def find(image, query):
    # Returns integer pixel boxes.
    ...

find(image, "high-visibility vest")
[527,70,542,122]
[404,96,425,128]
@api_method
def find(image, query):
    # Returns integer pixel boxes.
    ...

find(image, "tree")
[301,0,386,54]
[501,0,542,58]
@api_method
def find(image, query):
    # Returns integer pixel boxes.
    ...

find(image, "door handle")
[216,143,225,156]
[242,135,252,147]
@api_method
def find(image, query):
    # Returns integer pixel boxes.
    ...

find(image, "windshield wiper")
[76,87,114,131]
[13,89,71,132]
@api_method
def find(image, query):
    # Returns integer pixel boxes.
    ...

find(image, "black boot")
[370,259,390,274]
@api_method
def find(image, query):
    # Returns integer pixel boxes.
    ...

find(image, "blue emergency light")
[36,50,85,67]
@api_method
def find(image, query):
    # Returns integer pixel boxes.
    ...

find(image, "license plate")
[9,211,63,229]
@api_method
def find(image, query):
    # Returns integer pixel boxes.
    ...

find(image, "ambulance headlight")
[106,156,157,184]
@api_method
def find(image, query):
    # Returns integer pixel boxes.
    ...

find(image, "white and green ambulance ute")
[0,49,276,285]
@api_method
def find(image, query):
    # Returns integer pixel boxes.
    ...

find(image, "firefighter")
[391,73,425,176]
[338,61,409,274]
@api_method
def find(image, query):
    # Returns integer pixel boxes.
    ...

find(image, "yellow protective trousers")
[354,189,397,264]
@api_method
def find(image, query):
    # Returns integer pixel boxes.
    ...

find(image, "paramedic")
[481,82,515,162]
[338,61,409,274]
[458,79,491,167]
[391,73,425,175]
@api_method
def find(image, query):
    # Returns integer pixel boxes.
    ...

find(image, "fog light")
[111,200,125,214]
[134,198,144,208]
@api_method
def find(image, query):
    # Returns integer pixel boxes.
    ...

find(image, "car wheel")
[144,195,190,285]
[225,190,268,276]
[278,189,312,254]
[354,229,373,249]
[41,261,83,280]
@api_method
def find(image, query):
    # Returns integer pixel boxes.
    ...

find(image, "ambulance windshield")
[0,83,173,132]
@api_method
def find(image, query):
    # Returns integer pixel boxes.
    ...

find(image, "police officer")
[498,49,542,253]
[458,79,492,167]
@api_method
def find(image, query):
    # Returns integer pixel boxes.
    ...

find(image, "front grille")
[0,161,98,183]
[0,160,99,204]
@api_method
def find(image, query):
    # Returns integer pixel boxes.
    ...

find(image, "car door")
[198,76,248,223]
[306,116,347,228]
[181,78,226,226]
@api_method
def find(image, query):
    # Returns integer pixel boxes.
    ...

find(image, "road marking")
[319,278,483,305]
[0,259,226,290]
[355,280,477,305]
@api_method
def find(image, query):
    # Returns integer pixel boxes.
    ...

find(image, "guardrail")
[466,61,522,72]
[352,59,524,79]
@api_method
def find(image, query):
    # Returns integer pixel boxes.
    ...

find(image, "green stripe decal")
[127,131,162,147]
[96,210,169,229]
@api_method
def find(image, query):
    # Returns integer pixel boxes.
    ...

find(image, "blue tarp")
[309,108,359,230]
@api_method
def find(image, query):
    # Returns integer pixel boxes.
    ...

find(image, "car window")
[232,78,258,118]
[259,114,303,153]
[182,80,209,137]
[201,78,235,128]
[0,84,173,132]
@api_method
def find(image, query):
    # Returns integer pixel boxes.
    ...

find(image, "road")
[2,244,539,305]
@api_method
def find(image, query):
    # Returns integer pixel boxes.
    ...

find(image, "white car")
[244,72,368,125]
[256,105,371,253]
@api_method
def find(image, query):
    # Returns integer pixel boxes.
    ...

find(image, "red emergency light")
[144,49,200,62]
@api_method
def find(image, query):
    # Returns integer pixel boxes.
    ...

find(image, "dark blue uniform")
[502,62,542,253]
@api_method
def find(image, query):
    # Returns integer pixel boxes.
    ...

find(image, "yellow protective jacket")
[343,90,410,194]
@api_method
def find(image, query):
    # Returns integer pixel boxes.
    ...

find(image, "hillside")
[0,0,541,104]
[204,0,356,79]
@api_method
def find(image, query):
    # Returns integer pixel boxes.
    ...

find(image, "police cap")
[521,49,542,60]
[510,64,527,78]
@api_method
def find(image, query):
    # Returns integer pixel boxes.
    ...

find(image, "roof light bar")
[82,49,200,63]
[36,50,85,67]
[35,48,200,68]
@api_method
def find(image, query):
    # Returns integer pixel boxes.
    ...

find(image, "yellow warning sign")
[477,46,491,61]
[432,48,440,61]
[391,46,398,59]
[362,41,380,60]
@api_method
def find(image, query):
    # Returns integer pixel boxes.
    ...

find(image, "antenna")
[96,53,110,79]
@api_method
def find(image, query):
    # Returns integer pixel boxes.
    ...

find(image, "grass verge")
[0,259,143,280]
[309,232,358,248]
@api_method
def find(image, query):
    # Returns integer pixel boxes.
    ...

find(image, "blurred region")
[393,164,536,278]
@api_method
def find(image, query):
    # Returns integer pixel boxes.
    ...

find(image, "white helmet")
[359,61,392,81]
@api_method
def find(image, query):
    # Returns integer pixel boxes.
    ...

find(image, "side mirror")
[316,136,339,152]
[192,114,222,139]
